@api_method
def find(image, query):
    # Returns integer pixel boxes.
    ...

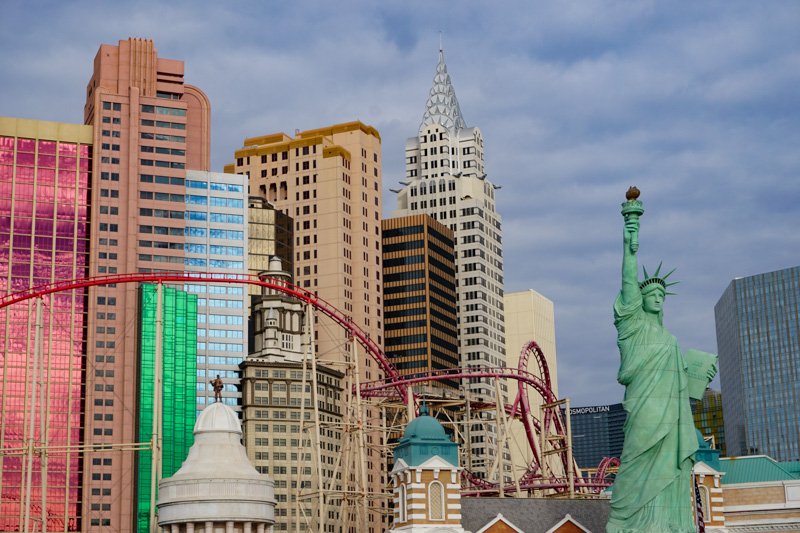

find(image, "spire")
[420,48,467,132]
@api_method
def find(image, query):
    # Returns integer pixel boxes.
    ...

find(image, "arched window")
[398,484,407,523]
[698,485,710,521]
[428,481,444,520]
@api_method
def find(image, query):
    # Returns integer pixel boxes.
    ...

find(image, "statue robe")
[606,291,698,533]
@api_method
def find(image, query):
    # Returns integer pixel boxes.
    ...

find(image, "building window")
[398,484,407,523]
[428,481,444,520]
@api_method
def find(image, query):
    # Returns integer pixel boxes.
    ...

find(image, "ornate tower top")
[420,48,467,132]
[393,403,459,467]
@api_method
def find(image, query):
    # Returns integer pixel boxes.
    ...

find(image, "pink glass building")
[0,117,93,531]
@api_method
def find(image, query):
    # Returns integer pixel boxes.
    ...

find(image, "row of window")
[186,211,244,224]
[186,179,245,193]
[140,174,184,185]
[137,254,245,269]
[184,284,245,295]
[141,132,185,143]
[197,314,243,325]
[141,118,185,130]
[141,104,186,117]
[197,342,243,352]
[141,159,185,169]
[186,195,244,208]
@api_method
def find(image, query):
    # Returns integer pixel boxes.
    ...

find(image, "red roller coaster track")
[0,272,616,493]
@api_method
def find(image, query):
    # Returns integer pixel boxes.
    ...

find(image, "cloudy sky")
[1,1,798,406]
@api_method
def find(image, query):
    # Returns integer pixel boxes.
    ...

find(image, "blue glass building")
[566,403,626,469]
[715,266,800,461]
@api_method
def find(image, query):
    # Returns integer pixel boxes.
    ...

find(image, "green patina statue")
[606,188,717,532]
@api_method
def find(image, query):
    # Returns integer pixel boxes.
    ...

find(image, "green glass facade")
[137,284,198,533]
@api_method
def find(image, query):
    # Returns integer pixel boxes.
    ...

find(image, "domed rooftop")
[195,401,242,435]
[393,403,458,467]
[157,402,276,528]
[402,403,448,440]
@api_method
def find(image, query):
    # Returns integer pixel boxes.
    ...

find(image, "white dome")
[157,402,276,528]
[194,401,242,435]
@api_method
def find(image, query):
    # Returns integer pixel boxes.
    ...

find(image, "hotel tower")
[393,50,506,478]
[82,38,212,531]
[229,122,387,532]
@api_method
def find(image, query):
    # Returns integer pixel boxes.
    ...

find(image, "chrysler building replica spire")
[394,49,507,480]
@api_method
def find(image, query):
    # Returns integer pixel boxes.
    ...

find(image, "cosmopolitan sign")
[569,405,612,415]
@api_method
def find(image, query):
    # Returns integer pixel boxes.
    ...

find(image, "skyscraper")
[229,121,387,531]
[715,266,800,461]
[382,214,458,395]
[83,38,210,530]
[0,117,92,531]
[566,403,626,470]
[393,49,506,477]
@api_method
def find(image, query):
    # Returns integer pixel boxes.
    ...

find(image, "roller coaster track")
[1,272,616,496]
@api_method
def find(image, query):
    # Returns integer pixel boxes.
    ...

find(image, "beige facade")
[503,289,558,476]
[82,38,211,531]
[229,122,387,532]
[240,360,343,533]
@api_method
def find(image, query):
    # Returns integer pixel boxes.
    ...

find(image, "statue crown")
[640,262,679,295]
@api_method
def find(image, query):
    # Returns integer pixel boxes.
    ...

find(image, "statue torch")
[621,186,644,253]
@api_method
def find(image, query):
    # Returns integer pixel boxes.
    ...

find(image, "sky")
[1,1,798,407]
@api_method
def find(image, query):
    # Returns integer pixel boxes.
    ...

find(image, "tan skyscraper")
[504,289,558,476]
[228,121,386,532]
[83,38,210,531]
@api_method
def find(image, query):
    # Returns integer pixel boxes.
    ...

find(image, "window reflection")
[0,134,89,530]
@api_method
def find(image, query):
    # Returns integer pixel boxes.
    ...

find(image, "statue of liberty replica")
[606,187,717,532]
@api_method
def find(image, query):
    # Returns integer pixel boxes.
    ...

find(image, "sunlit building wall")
[0,117,93,531]
[241,257,344,532]
[228,122,387,532]
[504,289,558,476]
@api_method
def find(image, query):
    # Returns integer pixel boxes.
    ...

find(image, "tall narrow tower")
[83,38,211,532]
[394,50,506,479]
